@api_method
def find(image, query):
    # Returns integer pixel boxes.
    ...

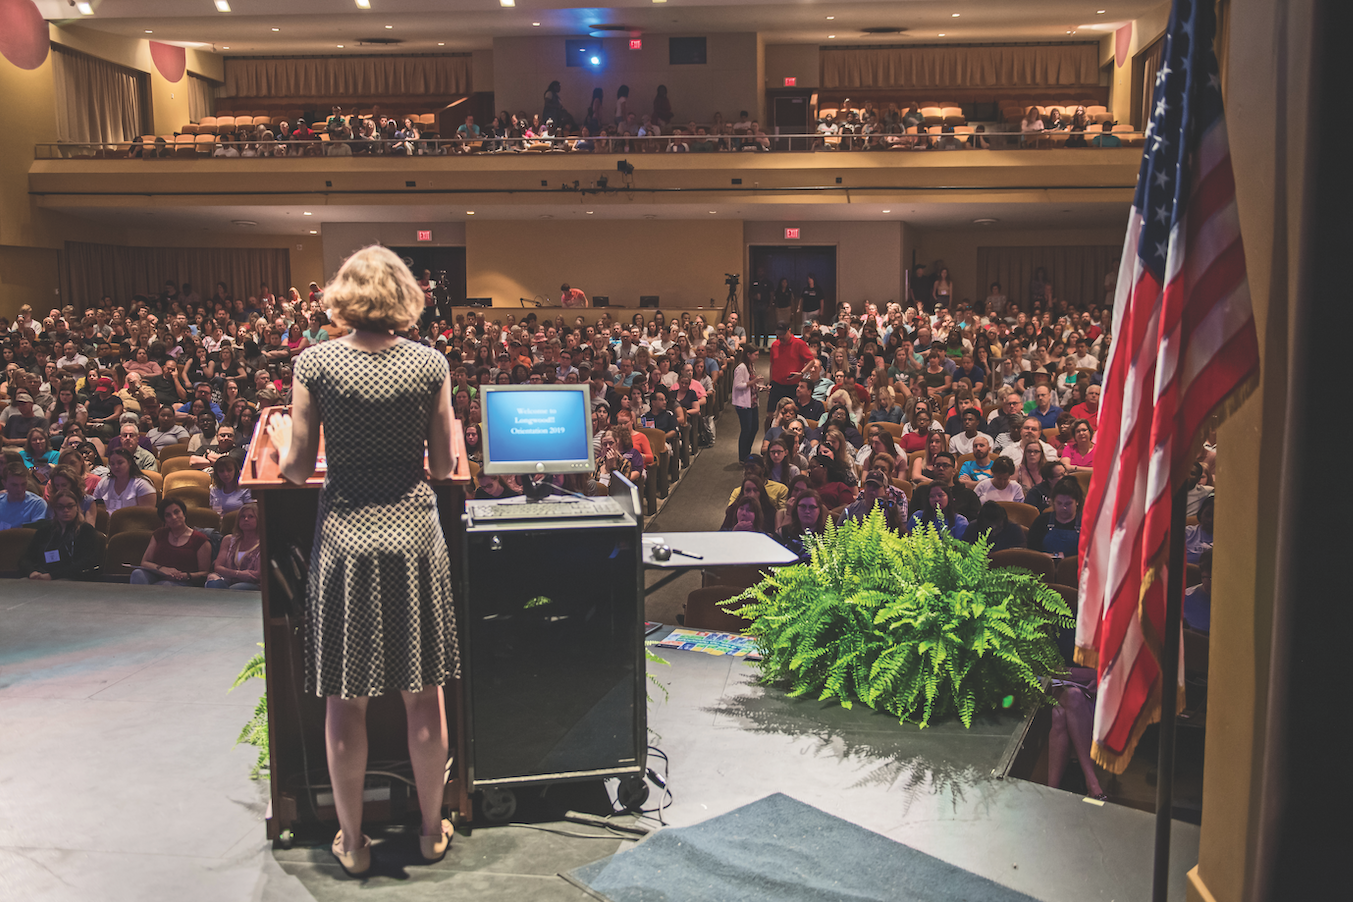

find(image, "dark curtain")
[976,245,1122,309]
[63,242,291,310]
[223,54,471,98]
[1138,37,1166,131]
[51,44,149,144]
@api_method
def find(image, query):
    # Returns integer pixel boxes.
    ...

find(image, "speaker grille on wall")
[639,296,659,308]
[592,295,610,307]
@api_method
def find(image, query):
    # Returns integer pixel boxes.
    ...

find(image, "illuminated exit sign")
[416,230,433,242]
[783,77,797,87]
[630,39,642,50]
[784,227,801,240]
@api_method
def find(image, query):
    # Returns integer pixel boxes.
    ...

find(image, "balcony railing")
[34,129,1144,160]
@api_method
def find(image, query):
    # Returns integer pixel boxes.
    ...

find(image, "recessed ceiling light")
[438,42,445,45]
[75,1,93,14]
[1067,30,1074,34]
[466,211,475,215]
[1097,9,1107,13]
[973,218,999,224]
[145,30,153,34]
[337,44,344,48]
[708,211,716,214]
[214,0,231,12]
[303,211,312,215]
[828,35,836,39]
[826,16,834,20]
[938,33,945,37]
[232,220,258,227]
[952,12,960,17]
[882,209,891,213]
[652,0,667,4]
[499,0,515,6]
[356,0,371,8]
[271,27,280,32]
[309,230,318,234]
[385,24,393,29]
[586,211,594,214]
[223,46,229,49]
[532,22,540,26]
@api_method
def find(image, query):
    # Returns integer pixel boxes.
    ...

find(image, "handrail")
[33,129,1146,160]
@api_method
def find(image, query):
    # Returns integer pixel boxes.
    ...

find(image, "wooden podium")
[241,412,473,844]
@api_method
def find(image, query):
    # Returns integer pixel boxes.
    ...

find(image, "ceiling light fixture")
[385,24,393,29]
[466,211,475,215]
[882,209,891,213]
[437,42,445,45]
[586,211,594,214]
[309,230,318,234]
[356,0,371,8]
[937,33,945,37]
[973,218,999,224]
[652,0,667,4]
[828,35,836,39]
[1097,9,1107,13]
[303,211,312,215]
[499,0,515,6]
[214,0,231,12]
[337,44,344,47]
[271,27,280,31]
[952,12,960,17]
[826,16,834,20]
[532,22,540,26]
[223,46,229,49]
[75,1,93,14]
[145,30,153,34]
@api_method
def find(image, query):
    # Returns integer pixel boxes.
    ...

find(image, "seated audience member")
[45,465,97,527]
[20,426,58,475]
[19,488,102,580]
[1027,384,1063,430]
[114,422,158,473]
[148,405,190,451]
[805,453,857,509]
[1,461,48,530]
[908,482,969,537]
[728,457,789,509]
[130,497,212,587]
[93,448,157,514]
[1028,480,1084,557]
[1185,462,1214,518]
[722,474,780,530]
[723,497,766,533]
[190,423,244,469]
[1069,383,1101,429]
[206,502,261,590]
[473,471,519,500]
[763,439,799,485]
[842,469,908,530]
[779,489,828,562]
[1091,121,1123,147]
[1184,548,1212,633]
[958,435,996,488]
[1025,460,1068,511]
[963,501,1027,551]
[593,429,638,490]
[1184,495,1214,564]
[999,416,1059,461]
[1015,440,1051,494]
[1062,419,1096,473]
[948,406,986,455]
[3,390,47,449]
[974,456,1025,503]
[209,455,253,514]
[908,430,949,485]
[923,451,979,523]
[1047,665,1108,800]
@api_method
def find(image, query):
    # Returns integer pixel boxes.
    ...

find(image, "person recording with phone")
[841,469,907,530]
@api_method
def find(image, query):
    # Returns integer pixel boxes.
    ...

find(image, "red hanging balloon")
[0,0,51,71]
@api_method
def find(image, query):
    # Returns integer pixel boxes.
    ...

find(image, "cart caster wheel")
[617,775,650,812]
[481,787,517,823]
[276,829,294,850]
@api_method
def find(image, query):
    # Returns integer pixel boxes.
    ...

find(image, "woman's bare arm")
[268,381,320,485]
[426,372,455,481]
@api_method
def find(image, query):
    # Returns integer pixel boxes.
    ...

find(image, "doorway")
[388,246,467,309]
[748,245,838,329]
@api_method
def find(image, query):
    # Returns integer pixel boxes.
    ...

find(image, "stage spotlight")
[617,159,634,175]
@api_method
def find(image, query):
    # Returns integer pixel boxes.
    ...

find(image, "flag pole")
[1151,481,1188,902]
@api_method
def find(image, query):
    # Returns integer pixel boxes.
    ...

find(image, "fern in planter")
[729,511,1073,728]
[230,644,270,779]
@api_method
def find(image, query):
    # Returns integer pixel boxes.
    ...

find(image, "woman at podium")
[267,245,459,876]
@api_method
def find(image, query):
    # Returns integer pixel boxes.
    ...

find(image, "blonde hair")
[324,245,423,332]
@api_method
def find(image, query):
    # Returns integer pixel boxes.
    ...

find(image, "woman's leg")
[1060,686,1106,796]
[228,581,260,590]
[130,568,154,585]
[402,684,449,836]
[326,695,370,851]
[737,405,758,462]
[1047,697,1070,790]
[205,576,228,589]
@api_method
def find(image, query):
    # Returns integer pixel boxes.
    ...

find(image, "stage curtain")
[223,54,471,98]
[63,242,291,311]
[975,245,1122,309]
[821,44,1100,89]
[1138,37,1166,129]
[187,73,219,123]
[51,45,148,144]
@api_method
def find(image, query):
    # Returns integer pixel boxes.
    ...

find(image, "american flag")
[1075,0,1258,773]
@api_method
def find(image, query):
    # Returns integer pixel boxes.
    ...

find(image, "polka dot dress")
[294,339,459,699]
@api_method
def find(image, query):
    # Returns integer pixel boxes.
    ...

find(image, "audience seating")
[159,457,197,476]
[184,508,221,531]
[1046,583,1078,615]
[989,548,1057,583]
[163,470,211,494]
[638,427,671,501]
[684,584,755,632]
[108,506,161,536]
[994,500,1040,529]
[143,470,165,493]
[101,529,154,579]
[159,443,191,461]
[1054,554,1080,587]
[221,510,238,536]
[165,485,211,509]
[0,527,35,577]
[1069,470,1092,495]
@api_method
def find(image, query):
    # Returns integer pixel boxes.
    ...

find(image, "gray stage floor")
[1,582,1199,901]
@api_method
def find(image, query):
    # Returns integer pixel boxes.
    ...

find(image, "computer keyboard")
[470,498,627,522]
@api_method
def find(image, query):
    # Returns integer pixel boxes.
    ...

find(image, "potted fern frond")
[230,644,270,779]
[729,510,1073,728]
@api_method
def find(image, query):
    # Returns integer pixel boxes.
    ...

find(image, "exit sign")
[784,227,801,240]
[783,77,797,87]
[630,39,642,50]
[416,230,433,242]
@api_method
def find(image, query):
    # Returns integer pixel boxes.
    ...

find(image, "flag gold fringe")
[1074,645,1099,668]
[1091,671,1188,774]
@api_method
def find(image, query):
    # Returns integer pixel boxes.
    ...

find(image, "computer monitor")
[480,384,595,476]
[639,295,660,308]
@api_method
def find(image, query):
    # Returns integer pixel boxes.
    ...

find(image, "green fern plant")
[729,510,1073,728]
[230,644,270,779]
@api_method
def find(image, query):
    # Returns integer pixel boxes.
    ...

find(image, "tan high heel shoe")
[419,818,453,862]
[331,830,372,877]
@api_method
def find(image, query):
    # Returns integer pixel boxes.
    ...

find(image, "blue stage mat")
[565,792,1041,902]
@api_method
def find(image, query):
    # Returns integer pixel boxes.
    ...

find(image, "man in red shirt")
[768,323,816,411]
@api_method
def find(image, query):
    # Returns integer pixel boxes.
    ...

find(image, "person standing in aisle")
[767,323,815,413]
[732,345,765,463]
[267,245,459,878]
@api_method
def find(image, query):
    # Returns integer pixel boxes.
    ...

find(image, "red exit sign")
[630,39,642,50]
[416,230,433,242]
[783,77,797,87]
[784,227,801,240]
